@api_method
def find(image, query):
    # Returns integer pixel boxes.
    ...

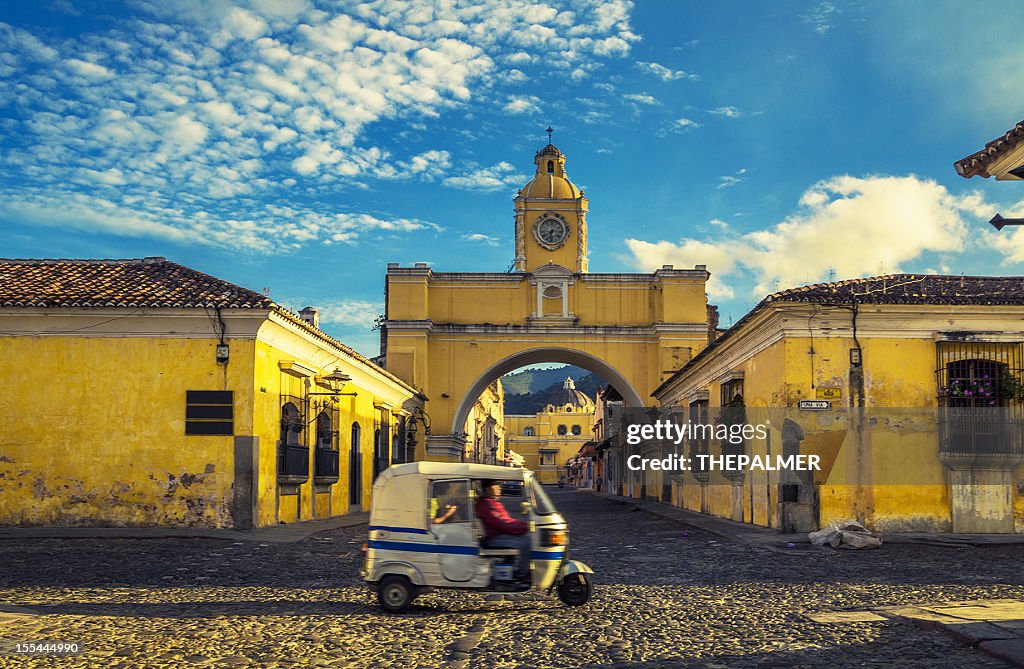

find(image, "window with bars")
[936,341,1024,407]
[935,340,1024,457]
[314,409,339,482]
[278,395,309,481]
[720,378,744,408]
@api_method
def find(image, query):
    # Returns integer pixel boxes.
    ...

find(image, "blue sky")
[2,1,1024,355]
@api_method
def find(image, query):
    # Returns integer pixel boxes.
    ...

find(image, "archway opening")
[447,348,644,488]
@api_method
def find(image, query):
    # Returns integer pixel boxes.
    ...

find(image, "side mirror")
[520,501,532,516]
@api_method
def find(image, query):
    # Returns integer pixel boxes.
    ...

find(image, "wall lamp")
[308,369,358,413]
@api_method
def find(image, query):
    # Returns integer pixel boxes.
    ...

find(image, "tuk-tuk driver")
[476,479,531,582]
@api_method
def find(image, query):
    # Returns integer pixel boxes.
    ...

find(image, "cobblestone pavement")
[2,489,1024,668]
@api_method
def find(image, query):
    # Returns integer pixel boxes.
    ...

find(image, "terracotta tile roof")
[654,274,1024,397]
[954,119,1024,178]
[0,257,273,308]
[761,274,1024,306]
[0,257,419,394]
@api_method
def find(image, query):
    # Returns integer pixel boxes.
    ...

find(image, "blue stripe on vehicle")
[368,540,479,556]
[368,525,430,535]
[531,551,565,561]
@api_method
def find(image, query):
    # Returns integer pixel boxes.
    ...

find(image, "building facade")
[650,275,1024,534]
[0,258,423,528]
[382,143,713,460]
[505,377,595,483]
[462,379,507,465]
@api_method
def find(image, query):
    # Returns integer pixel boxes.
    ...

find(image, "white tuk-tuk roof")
[369,462,531,531]
[376,461,529,485]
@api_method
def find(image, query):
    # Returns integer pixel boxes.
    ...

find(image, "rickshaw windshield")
[528,478,557,516]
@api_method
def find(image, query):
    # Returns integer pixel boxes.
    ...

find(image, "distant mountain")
[501,365,590,395]
[502,365,606,415]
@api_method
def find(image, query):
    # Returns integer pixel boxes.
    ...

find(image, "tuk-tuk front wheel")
[557,572,592,607]
[377,575,415,613]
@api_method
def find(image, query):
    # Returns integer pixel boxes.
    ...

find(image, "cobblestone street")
[2,489,1024,668]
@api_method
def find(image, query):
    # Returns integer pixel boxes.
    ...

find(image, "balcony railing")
[278,445,309,482]
[938,408,1024,470]
[315,448,339,482]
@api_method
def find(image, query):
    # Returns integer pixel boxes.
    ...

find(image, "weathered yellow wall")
[0,336,251,527]
[663,323,1024,533]
[0,309,423,529]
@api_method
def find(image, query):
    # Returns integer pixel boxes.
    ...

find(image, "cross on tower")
[545,126,553,144]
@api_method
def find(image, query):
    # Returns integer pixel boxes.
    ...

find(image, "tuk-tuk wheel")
[378,575,415,613]
[557,572,592,607]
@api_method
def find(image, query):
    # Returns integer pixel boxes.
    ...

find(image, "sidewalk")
[0,512,369,544]
[591,490,1024,550]
[592,490,1024,668]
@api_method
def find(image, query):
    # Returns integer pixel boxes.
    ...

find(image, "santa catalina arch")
[382,142,714,459]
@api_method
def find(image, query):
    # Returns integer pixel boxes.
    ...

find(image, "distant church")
[504,377,595,483]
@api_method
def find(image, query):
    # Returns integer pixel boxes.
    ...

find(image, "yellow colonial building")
[505,377,595,482]
[462,379,507,465]
[382,142,714,459]
[0,258,423,528]
[651,275,1024,534]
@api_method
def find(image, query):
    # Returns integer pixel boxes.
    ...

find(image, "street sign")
[990,214,1024,230]
[815,387,842,400]
[799,400,831,411]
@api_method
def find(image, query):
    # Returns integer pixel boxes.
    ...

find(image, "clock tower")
[513,143,589,273]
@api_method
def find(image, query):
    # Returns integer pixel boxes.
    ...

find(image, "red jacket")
[475,497,528,541]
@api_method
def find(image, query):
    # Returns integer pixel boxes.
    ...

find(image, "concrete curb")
[875,601,1024,668]
[585,489,1024,549]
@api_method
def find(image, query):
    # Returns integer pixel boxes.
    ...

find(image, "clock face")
[534,217,568,248]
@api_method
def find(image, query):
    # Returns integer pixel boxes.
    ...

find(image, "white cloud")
[0,1,641,252]
[625,239,738,300]
[635,61,695,81]
[505,95,542,115]
[463,232,501,246]
[627,175,987,297]
[443,161,524,191]
[623,93,659,106]
[669,117,701,132]
[717,168,748,189]
[802,2,839,35]
[223,7,270,40]
[289,299,382,327]
[64,58,114,80]
[709,106,742,118]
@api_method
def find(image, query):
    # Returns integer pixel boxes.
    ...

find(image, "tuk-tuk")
[361,462,594,612]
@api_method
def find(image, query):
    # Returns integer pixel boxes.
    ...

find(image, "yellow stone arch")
[451,347,646,441]
[382,142,714,459]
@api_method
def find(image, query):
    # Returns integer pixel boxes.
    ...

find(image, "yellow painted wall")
[661,321,1024,533]
[0,311,423,529]
[252,317,422,526]
[0,335,250,527]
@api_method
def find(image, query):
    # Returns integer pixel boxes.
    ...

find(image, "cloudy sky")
[2,0,1024,355]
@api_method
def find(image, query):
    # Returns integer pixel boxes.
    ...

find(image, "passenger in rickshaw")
[475,479,530,582]
[429,480,461,524]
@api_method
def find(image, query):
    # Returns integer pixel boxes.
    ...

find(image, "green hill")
[502,365,606,415]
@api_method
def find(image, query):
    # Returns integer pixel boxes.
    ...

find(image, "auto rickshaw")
[361,462,594,613]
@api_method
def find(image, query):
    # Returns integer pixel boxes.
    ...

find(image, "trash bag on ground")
[808,520,882,549]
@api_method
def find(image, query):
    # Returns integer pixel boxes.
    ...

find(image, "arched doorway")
[428,347,644,460]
